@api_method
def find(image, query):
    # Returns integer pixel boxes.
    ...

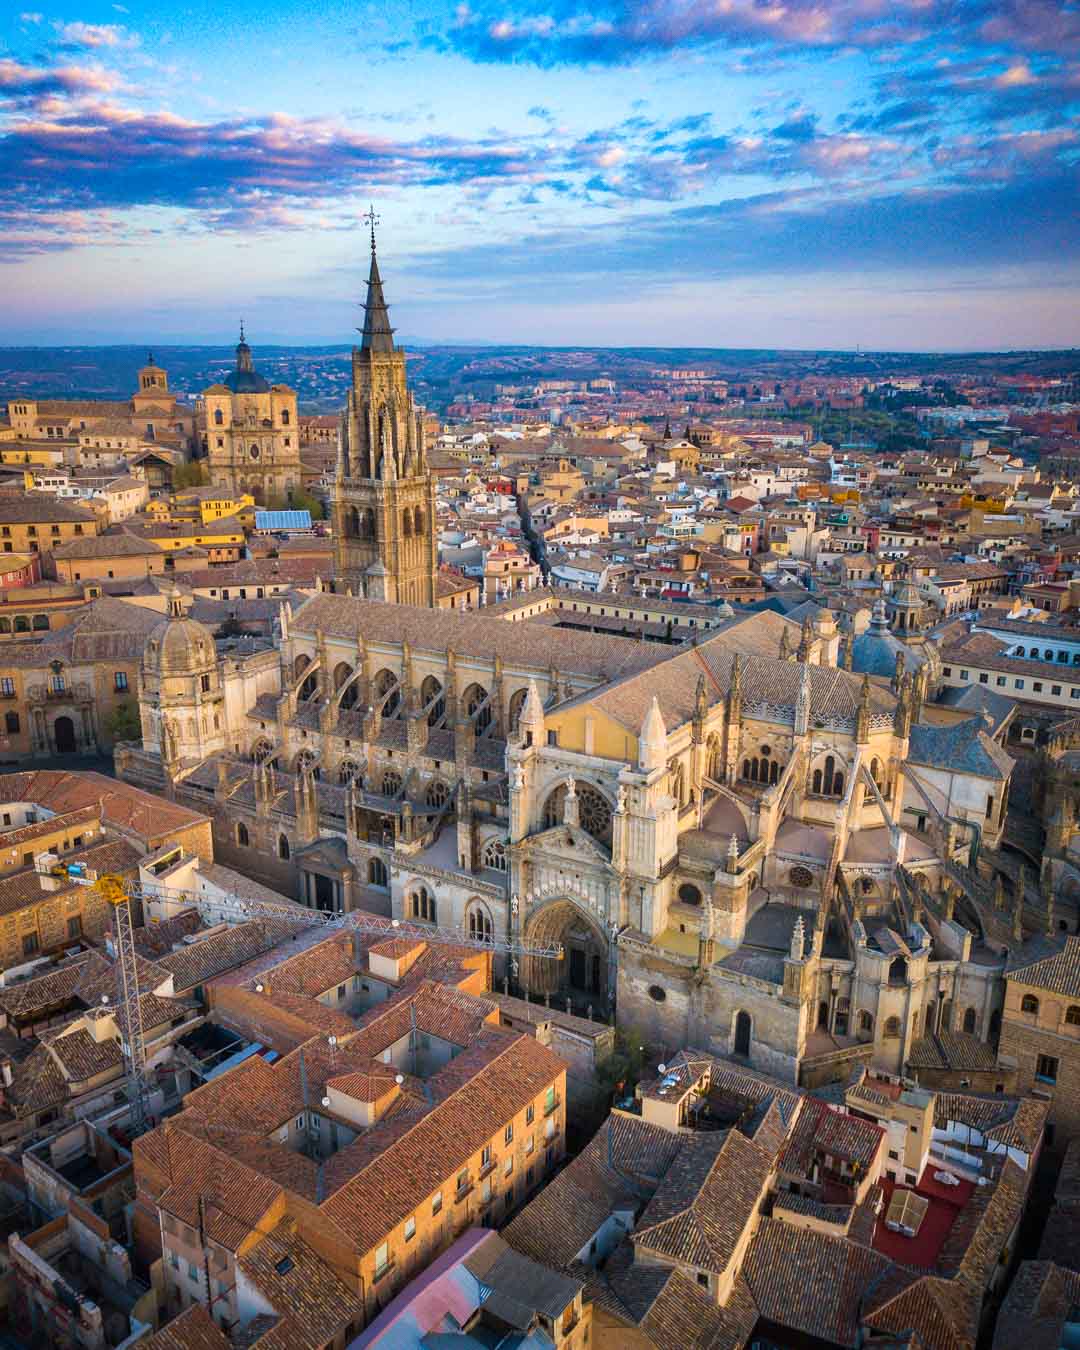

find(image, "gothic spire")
[359,208,395,354]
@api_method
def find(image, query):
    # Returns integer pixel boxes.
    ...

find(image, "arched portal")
[734,1010,752,1057]
[522,899,609,1007]
[54,716,77,754]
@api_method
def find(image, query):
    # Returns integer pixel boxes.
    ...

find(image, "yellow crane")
[88,872,562,1136]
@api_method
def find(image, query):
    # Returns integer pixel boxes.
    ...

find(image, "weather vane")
[362,203,380,252]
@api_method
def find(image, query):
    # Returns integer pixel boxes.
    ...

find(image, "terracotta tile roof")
[156,918,297,992]
[601,1243,758,1349]
[504,1113,680,1269]
[139,1305,229,1350]
[994,1261,1080,1350]
[781,1098,884,1174]
[933,1094,1047,1154]
[0,769,207,842]
[1007,934,1080,998]
[863,1271,979,1350]
[237,1227,364,1350]
[743,1218,898,1348]
[633,1128,771,1276]
[291,592,670,683]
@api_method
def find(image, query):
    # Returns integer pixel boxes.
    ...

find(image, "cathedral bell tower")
[332,211,437,606]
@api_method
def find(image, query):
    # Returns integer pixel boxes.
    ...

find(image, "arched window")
[542,782,613,844]
[363,508,375,539]
[467,906,493,942]
[236,823,249,847]
[368,857,388,887]
[482,839,507,871]
[413,507,425,536]
[333,662,353,691]
[348,507,360,537]
[214,409,223,425]
[281,408,290,426]
[463,683,492,734]
[1067,1006,1080,1026]
[32,614,49,631]
[252,737,274,762]
[373,669,401,717]
[295,748,318,777]
[889,956,907,985]
[884,1016,901,1038]
[381,770,402,797]
[338,759,359,785]
[4,712,19,735]
[277,834,290,860]
[426,780,449,809]
[508,687,529,734]
[0,618,9,633]
[706,735,721,781]
[14,616,29,633]
[857,1010,874,1037]
[410,887,436,923]
[402,510,413,537]
[743,758,752,781]
[678,883,702,906]
[421,675,445,726]
[1020,994,1039,1015]
[769,759,780,784]
[962,1007,977,1034]
[668,759,685,806]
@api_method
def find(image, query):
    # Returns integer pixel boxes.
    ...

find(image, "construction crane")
[85,872,563,1137]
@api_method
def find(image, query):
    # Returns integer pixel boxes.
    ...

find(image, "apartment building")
[133,976,567,1338]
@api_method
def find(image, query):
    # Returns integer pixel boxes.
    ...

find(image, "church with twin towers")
[120,222,1037,1092]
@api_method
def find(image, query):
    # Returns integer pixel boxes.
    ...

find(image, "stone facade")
[203,333,301,503]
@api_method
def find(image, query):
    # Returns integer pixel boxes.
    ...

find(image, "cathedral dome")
[850,598,923,678]
[144,589,216,677]
[224,327,270,394]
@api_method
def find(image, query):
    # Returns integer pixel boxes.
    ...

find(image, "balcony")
[0,691,15,701]
[454,1182,473,1205]
[45,688,71,701]
[544,1094,561,1118]
[372,1261,395,1285]
[478,1160,496,1181]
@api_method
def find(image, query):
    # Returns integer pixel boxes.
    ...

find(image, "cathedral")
[203,328,301,502]
[117,236,1061,1089]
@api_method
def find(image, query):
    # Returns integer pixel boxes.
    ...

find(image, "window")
[1020,994,1039,1015]
[1015,679,1025,690]
[0,679,11,695]
[503,1155,513,1176]
[505,1123,514,1144]
[456,1169,469,1194]
[114,671,128,692]
[410,887,436,923]
[997,675,1007,687]
[1066,1006,1080,1026]
[526,1105,534,1125]
[884,1016,900,1038]
[278,834,290,860]
[979,673,988,684]
[986,794,994,820]
[697,1272,709,1288]
[50,675,65,693]
[374,1243,389,1277]
[482,839,507,871]
[1036,1054,1059,1085]
[236,823,249,847]
[22,933,39,956]
[468,907,492,942]
[404,1216,416,1242]
[1053,686,1062,697]
[960,669,969,681]
[432,1191,442,1214]
[943,666,952,677]
[67,916,82,940]
[368,857,388,887]
[201,674,211,693]
[1034,682,1043,693]
[5,712,19,734]
[544,1085,556,1115]
[525,1134,534,1155]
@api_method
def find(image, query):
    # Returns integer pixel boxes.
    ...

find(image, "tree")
[104,698,141,744]
[173,459,208,490]
[593,1025,652,1107]
[288,487,326,521]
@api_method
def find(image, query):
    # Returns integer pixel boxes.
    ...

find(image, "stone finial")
[638,696,667,773]
[798,615,813,662]
[794,660,812,736]
[694,673,708,725]
[856,674,871,744]
[993,874,1006,911]
[790,914,805,962]
[727,833,740,874]
[518,678,545,741]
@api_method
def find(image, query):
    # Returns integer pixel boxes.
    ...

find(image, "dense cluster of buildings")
[0,239,1078,1347]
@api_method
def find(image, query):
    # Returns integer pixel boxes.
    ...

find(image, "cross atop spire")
[362,203,380,253]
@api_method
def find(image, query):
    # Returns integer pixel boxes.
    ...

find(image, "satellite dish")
[101,995,109,1004]
[255,983,264,993]
[657,1063,666,1074]
[321,1096,330,1107]
[328,1035,337,1047]
[391,919,400,928]
[394,1074,404,1085]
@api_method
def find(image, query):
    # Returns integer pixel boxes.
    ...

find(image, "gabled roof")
[907,717,1014,781]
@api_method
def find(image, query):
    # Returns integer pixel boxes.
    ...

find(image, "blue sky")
[1,0,1078,348]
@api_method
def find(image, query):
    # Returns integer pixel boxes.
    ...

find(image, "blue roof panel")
[255,510,312,530]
